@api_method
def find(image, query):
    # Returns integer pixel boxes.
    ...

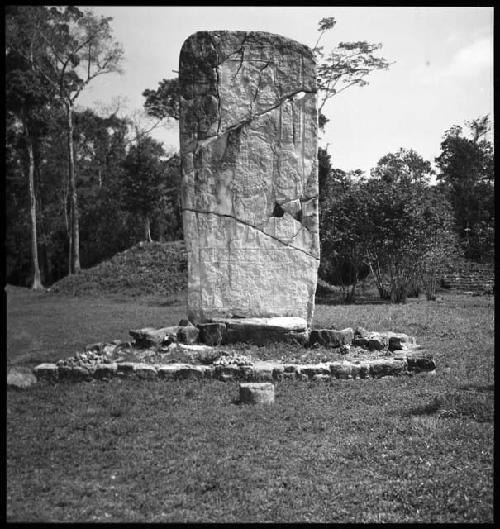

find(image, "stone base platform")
[33,350,436,384]
[31,320,437,385]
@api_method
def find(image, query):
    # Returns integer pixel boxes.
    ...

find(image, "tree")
[313,17,392,131]
[9,6,124,274]
[143,77,180,122]
[364,151,458,302]
[435,115,494,261]
[5,5,56,289]
[122,134,169,242]
[370,147,434,184]
[320,177,372,302]
[72,108,133,267]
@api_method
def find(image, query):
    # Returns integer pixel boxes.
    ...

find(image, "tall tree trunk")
[67,102,80,273]
[345,280,357,303]
[25,123,42,289]
[144,215,152,242]
[63,181,72,276]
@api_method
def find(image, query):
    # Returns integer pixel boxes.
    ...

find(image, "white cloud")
[412,37,492,87]
[446,37,493,77]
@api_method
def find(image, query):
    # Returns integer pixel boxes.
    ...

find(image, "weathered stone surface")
[239,382,275,404]
[129,326,180,348]
[177,325,199,345]
[248,362,275,382]
[368,359,407,378]
[309,328,354,348]
[7,371,37,389]
[180,31,319,326]
[93,363,118,379]
[211,316,308,345]
[297,363,330,378]
[352,332,388,351]
[134,364,158,379]
[387,333,416,351]
[117,362,137,377]
[58,365,92,381]
[406,352,436,373]
[312,374,331,382]
[330,362,353,379]
[157,364,189,379]
[33,363,59,381]
[354,326,369,338]
[214,364,245,381]
[197,322,226,346]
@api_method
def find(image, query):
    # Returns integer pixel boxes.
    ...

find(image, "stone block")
[387,333,416,351]
[134,364,158,379]
[297,363,330,378]
[369,359,407,378]
[352,332,388,351]
[197,322,226,346]
[214,364,245,381]
[212,317,308,345]
[354,326,369,338]
[157,365,186,380]
[272,365,285,380]
[309,328,354,347]
[7,371,37,389]
[93,363,118,379]
[177,325,199,345]
[250,366,275,382]
[175,365,207,380]
[33,363,59,382]
[312,374,331,382]
[117,362,137,377]
[129,326,180,348]
[239,382,275,404]
[358,362,370,379]
[330,362,353,379]
[406,352,436,373]
[58,366,91,381]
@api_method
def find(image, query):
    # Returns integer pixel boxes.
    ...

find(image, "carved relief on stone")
[179,31,319,325]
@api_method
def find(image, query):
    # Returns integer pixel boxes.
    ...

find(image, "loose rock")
[239,382,275,404]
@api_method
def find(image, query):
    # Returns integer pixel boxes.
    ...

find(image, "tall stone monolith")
[179,31,319,326]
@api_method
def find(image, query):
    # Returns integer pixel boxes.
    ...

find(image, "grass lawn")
[6,285,494,522]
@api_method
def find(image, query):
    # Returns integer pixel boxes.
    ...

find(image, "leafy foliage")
[143,78,180,121]
[320,147,459,303]
[313,17,392,130]
[435,116,494,262]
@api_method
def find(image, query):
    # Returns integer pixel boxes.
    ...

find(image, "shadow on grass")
[459,383,494,393]
[146,298,183,307]
[406,391,494,423]
[407,397,442,417]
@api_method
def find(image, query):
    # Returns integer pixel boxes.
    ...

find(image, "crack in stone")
[232,34,247,81]
[183,207,320,260]
[193,88,315,154]
[253,59,272,107]
[208,34,223,136]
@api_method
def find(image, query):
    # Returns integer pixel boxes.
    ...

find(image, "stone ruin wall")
[179,31,319,325]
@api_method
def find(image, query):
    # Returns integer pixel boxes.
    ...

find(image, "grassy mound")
[50,240,187,297]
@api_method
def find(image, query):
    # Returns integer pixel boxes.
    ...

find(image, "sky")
[78,6,493,175]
